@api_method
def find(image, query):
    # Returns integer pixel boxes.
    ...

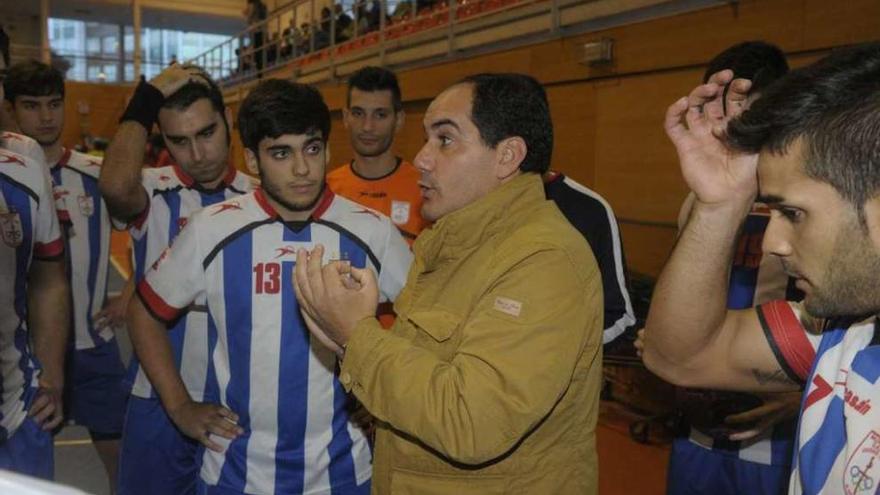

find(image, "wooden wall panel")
[61,81,133,150]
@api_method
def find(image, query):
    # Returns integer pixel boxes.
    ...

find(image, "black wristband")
[119,76,165,131]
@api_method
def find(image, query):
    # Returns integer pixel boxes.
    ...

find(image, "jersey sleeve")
[33,167,64,260]
[755,300,821,384]
[136,216,204,323]
[376,219,413,302]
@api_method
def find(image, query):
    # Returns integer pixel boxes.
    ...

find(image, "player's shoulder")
[325,192,393,227]
[0,131,46,165]
[0,147,49,189]
[141,165,183,191]
[61,149,103,179]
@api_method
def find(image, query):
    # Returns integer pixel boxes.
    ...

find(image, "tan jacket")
[341,173,603,494]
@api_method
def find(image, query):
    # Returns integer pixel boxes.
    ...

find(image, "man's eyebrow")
[165,122,217,141]
[757,194,785,204]
[429,118,460,132]
[266,144,292,152]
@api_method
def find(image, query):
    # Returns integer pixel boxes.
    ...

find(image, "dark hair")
[4,60,65,102]
[0,26,9,68]
[726,42,880,222]
[162,70,225,114]
[703,41,789,95]
[459,73,553,174]
[237,79,330,152]
[347,66,402,111]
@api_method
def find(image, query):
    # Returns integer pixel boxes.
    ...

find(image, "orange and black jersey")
[327,158,427,243]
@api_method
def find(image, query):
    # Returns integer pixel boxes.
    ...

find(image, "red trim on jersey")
[254,188,278,218]
[57,209,71,223]
[137,279,182,322]
[34,237,64,259]
[310,188,335,220]
[172,163,196,187]
[761,300,816,382]
[543,170,562,184]
[56,148,72,168]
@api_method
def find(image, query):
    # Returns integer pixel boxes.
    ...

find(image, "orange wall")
[75,0,880,277]
[61,81,133,150]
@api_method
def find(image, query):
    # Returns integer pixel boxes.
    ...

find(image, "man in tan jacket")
[295,73,603,494]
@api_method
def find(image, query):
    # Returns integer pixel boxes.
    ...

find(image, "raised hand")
[148,63,212,99]
[664,70,758,207]
[293,245,379,355]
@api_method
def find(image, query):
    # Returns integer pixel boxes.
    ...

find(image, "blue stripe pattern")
[218,231,253,491]
[83,176,103,347]
[798,397,846,495]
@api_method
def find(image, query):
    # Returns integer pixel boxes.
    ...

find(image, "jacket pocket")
[390,468,507,495]
[407,310,460,343]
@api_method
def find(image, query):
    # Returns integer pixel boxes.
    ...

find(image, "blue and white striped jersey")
[124,164,256,400]
[756,300,879,495]
[0,147,64,441]
[52,149,114,349]
[138,188,412,494]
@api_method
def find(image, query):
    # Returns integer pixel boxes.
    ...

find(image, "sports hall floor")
[50,234,670,495]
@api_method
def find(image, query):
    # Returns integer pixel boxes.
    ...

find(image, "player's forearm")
[127,297,191,411]
[100,121,149,221]
[28,259,70,388]
[644,199,751,372]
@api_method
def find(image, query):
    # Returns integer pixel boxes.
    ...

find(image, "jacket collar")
[414,173,544,267]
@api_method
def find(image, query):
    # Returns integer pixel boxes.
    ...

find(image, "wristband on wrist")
[119,76,165,131]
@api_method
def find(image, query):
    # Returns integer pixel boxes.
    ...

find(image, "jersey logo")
[804,374,834,410]
[0,210,23,247]
[0,153,25,166]
[178,217,188,231]
[359,191,387,198]
[212,202,243,215]
[354,208,380,220]
[151,247,171,271]
[77,194,95,217]
[275,246,298,258]
[391,200,410,225]
[54,189,70,201]
[844,430,880,495]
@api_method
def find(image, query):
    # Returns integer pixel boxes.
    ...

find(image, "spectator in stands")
[335,4,353,42]
[244,0,267,72]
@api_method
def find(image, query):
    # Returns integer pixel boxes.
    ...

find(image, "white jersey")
[51,149,114,349]
[124,165,257,400]
[756,300,879,495]
[0,147,64,440]
[139,189,412,494]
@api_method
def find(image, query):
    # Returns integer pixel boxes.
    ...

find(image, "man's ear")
[864,196,880,248]
[394,109,405,134]
[244,147,259,175]
[341,108,350,130]
[495,136,526,181]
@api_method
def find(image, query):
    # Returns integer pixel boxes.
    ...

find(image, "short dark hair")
[237,79,330,152]
[726,42,880,221]
[347,66,402,111]
[4,60,65,102]
[459,73,553,174]
[0,26,9,68]
[704,41,789,95]
[162,70,225,114]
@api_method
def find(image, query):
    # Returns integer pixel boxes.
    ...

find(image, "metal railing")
[189,0,547,87]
